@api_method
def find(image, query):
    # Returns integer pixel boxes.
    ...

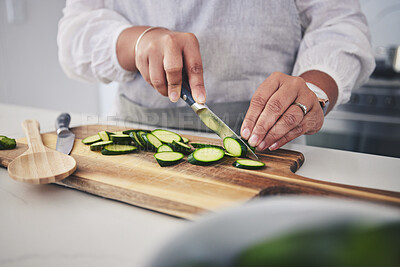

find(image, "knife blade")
[55,113,75,155]
[180,80,259,161]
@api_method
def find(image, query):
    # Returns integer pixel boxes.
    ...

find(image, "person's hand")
[240,72,324,151]
[134,27,206,104]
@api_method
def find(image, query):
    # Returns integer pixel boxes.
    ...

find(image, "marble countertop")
[1,103,399,267]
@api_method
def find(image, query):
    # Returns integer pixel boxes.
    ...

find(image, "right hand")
[119,27,206,104]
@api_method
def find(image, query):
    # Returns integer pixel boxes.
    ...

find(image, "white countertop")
[0,103,399,267]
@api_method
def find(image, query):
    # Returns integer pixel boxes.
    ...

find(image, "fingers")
[268,110,324,151]
[163,35,184,102]
[256,95,314,151]
[240,73,281,140]
[136,29,205,103]
[241,72,325,152]
[148,53,167,96]
[183,33,206,104]
[242,73,305,147]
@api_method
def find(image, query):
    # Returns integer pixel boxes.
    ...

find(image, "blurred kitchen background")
[0,0,399,158]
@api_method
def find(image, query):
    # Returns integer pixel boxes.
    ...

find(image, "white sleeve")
[293,0,375,105]
[57,0,134,84]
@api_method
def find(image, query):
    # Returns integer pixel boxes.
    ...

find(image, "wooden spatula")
[8,120,77,184]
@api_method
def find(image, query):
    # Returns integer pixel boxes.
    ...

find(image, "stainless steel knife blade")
[180,75,259,160]
[55,113,75,155]
[193,103,259,160]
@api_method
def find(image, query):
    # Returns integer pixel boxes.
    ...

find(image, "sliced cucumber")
[225,152,235,157]
[157,144,173,152]
[110,134,131,144]
[112,130,125,135]
[90,140,113,151]
[98,131,113,141]
[129,131,145,148]
[151,129,182,143]
[141,133,163,151]
[188,147,225,166]
[0,136,16,150]
[101,144,137,155]
[181,136,189,143]
[122,129,137,135]
[82,134,102,145]
[190,142,224,150]
[223,137,247,157]
[170,140,192,154]
[154,151,184,167]
[136,131,148,145]
[233,159,265,170]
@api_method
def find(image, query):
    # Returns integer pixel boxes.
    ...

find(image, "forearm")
[300,70,338,114]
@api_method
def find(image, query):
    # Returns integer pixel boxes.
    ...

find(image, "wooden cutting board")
[1,124,399,219]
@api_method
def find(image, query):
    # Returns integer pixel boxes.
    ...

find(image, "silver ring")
[294,102,307,115]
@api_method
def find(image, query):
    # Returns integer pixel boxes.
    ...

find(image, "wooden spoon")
[8,120,77,184]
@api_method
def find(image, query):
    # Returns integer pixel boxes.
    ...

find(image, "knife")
[180,79,259,161]
[55,113,75,155]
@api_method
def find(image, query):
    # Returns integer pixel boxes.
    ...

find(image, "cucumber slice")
[90,140,113,151]
[170,140,192,154]
[129,131,145,148]
[154,151,184,167]
[98,131,113,141]
[151,129,182,143]
[82,134,102,145]
[181,136,189,143]
[141,133,163,151]
[223,137,247,157]
[190,142,224,150]
[157,144,173,152]
[101,144,137,155]
[0,136,16,150]
[110,134,131,144]
[136,131,148,145]
[188,147,225,165]
[225,152,235,157]
[112,131,125,135]
[233,159,265,170]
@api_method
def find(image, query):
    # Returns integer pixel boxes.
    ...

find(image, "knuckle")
[254,123,269,135]
[250,95,267,109]
[151,79,164,88]
[244,114,257,126]
[189,63,203,75]
[164,32,177,44]
[184,32,198,42]
[271,71,281,78]
[165,66,182,75]
[167,82,181,88]
[293,125,303,135]
[282,113,298,127]
[266,99,283,114]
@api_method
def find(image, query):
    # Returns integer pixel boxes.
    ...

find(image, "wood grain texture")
[1,124,399,219]
[7,120,77,184]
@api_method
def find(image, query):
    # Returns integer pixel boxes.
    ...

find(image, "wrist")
[299,70,338,115]
[305,82,329,115]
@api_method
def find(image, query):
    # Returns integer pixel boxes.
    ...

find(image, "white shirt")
[58,0,375,109]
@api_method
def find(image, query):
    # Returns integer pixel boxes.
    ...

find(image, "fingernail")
[197,94,206,104]
[248,135,259,147]
[169,92,179,102]
[241,128,250,139]
[257,141,266,151]
[269,142,279,151]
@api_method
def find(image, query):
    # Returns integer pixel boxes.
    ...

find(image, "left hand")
[240,72,324,151]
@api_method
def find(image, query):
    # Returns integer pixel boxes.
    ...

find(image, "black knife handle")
[56,113,71,131]
[180,71,196,106]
